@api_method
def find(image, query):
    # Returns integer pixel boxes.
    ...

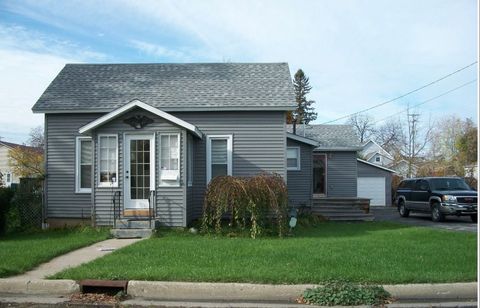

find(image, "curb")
[128,281,316,301]
[0,278,79,295]
[0,278,477,302]
[383,282,478,300]
[126,281,478,302]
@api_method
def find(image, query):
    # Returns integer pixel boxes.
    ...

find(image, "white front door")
[124,134,155,209]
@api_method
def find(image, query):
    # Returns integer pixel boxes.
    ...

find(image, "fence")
[9,177,44,231]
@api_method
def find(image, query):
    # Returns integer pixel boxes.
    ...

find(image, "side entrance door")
[124,134,155,210]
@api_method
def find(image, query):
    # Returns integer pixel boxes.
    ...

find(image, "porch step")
[116,218,156,229]
[311,197,374,222]
[110,228,153,239]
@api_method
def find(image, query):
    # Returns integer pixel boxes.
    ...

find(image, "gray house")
[32,62,381,233]
[32,63,299,231]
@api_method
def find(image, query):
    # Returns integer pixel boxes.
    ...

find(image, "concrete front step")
[111,228,153,239]
[116,219,155,229]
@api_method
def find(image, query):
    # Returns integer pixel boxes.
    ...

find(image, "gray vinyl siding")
[287,139,313,207]
[45,110,286,225]
[357,161,393,206]
[173,111,287,220]
[93,107,186,227]
[316,151,358,198]
[45,113,102,219]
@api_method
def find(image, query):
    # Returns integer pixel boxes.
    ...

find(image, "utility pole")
[407,110,419,178]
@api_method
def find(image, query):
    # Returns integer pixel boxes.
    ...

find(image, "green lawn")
[52,222,477,284]
[0,227,110,277]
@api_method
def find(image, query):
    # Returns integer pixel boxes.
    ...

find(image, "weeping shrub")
[202,173,288,238]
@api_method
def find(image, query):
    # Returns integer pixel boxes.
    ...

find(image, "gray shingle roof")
[32,63,296,113]
[287,124,362,150]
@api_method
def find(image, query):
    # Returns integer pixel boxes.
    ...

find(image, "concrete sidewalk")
[9,238,142,279]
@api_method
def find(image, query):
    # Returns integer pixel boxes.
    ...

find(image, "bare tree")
[28,126,45,148]
[374,120,405,154]
[347,114,375,144]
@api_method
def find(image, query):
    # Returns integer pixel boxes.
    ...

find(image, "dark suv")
[394,177,477,222]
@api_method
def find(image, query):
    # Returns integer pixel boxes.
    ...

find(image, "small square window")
[375,156,381,163]
[287,147,300,171]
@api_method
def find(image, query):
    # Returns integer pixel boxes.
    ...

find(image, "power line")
[373,79,477,124]
[321,61,478,124]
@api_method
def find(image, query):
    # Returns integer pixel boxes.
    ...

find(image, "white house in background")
[360,140,394,167]
[360,139,418,178]
[464,164,478,179]
[0,141,23,187]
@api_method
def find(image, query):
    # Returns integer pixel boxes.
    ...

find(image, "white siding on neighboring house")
[0,143,19,187]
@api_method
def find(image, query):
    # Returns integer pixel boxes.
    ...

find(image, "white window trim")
[97,134,119,188]
[206,135,233,183]
[187,135,193,187]
[287,147,301,171]
[375,156,382,162]
[75,136,92,193]
[158,133,181,187]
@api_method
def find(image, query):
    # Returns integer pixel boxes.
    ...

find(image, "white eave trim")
[286,132,319,146]
[78,99,203,138]
[357,158,396,173]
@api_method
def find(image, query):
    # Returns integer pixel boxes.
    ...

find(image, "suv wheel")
[431,203,445,222]
[471,214,477,223]
[398,200,409,217]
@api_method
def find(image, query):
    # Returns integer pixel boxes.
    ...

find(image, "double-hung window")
[98,135,118,187]
[75,137,92,193]
[207,135,232,183]
[287,147,300,170]
[160,134,180,185]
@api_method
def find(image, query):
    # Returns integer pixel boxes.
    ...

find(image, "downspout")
[90,132,96,227]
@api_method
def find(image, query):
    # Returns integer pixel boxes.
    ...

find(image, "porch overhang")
[78,99,203,138]
[286,132,319,146]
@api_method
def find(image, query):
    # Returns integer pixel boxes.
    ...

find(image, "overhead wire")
[321,61,478,124]
[372,79,477,124]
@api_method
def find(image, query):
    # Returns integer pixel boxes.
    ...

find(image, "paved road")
[371,206,478,232]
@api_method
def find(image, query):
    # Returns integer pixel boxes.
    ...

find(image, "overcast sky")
[0,0,477,143]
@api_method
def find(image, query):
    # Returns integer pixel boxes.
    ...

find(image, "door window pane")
[130,139,151,199]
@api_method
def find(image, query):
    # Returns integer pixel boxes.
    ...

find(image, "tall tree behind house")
[287,69,317,133]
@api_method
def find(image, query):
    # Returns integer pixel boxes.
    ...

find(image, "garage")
[358,177,385,206]
[357,159,395,206]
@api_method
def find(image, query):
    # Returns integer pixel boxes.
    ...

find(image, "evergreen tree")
[287,69,317,128]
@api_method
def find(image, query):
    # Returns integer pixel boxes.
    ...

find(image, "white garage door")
[357,177,386,206]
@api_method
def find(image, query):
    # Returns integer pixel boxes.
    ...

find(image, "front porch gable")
[79,99,203,138]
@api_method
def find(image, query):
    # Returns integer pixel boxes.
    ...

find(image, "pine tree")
[287,69,317,130]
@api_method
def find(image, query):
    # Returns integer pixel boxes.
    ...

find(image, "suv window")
[399,180,415,189]
[414,180,430,191]
[429,178,471,191]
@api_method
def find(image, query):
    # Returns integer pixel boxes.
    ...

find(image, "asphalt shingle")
[287,124,362,150]
[32,63,296,112]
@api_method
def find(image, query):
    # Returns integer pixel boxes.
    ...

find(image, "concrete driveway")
[371,206,478,232]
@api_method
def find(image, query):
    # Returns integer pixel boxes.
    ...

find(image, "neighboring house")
[0,140,37,187]
[32,63,298,228]
[360,139,417,178]
[360,139,394,167]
